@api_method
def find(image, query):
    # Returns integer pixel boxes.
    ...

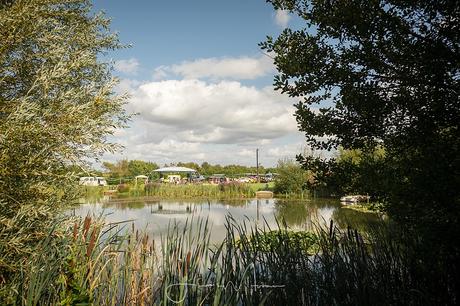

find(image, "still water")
[72,197,381,242]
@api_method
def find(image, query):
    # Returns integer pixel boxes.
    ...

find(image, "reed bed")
[143,183,256,199]
[5,216,457,305]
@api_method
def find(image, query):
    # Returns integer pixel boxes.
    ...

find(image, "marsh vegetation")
[4,214,456,305]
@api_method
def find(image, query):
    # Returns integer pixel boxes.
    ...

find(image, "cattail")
[86,226,98,257]
[83,215,92,240]
[185,251,191,276]
[72,221,79,242]
[142,234,148,253]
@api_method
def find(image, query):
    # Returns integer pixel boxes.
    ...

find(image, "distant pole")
[256,148,259,183]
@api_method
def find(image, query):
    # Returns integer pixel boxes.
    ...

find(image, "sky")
[94,1,308,168]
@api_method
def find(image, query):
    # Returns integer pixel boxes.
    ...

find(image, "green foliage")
[144,183,255,199]
[102,159,276,180]
[177,161,201,171]
[198,161,273,177]
[116,183,130,193]
[273,158,310,195]
[128,159,158,176]
[102,160,129,179]
[262,0,460,245]
[0,0,128,286]
[249,182,274,192]
[4,216,459,305]
[103,159,158,179]
[245,230,319,254]
[218,181,250,194]
[307,147,387,197]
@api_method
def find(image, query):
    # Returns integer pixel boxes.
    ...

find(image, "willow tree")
[0,0,129,281]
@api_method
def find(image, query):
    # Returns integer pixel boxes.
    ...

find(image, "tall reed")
[7,215,458,305]
[144,183,256,199]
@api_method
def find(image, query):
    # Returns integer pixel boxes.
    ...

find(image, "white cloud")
[275,10,291,28]
[152,66,169,80]
[103,52,326,167]
[115,78,142,94]
[153,55,274,80]
[126,79,297,144]
[114,58,140,75]
[102,77,310,167]
[267,143,304,159]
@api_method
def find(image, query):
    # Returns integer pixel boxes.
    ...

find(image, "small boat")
[340,195,369,204]
[256,191,274,198]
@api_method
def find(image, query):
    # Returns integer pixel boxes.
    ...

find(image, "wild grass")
[143,182,256,199]
[128,182,305,199]
[6,216,458,305]
[81,182,315,201]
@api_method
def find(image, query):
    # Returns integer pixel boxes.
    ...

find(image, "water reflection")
[332,206,383,232]
[72,197,379,242]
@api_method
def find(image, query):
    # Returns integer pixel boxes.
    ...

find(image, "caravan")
[79,176,107,186]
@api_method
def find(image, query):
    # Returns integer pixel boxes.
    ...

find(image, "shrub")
[274,158,310,195]
[116,183,130,193]
[144,182,161,194]
[218,181,253,196]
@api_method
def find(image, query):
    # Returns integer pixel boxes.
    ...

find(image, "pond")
[72,196,381,242]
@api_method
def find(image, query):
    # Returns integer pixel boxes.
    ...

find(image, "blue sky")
[94,1,308,167]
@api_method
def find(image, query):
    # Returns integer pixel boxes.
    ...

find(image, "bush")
[274,158,310,195]
[218,181,250,194]
[116,183,130,193]
[144,182,160,194]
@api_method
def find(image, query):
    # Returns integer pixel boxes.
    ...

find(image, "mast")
[256,148,259,183]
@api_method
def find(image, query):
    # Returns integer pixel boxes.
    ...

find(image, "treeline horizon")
[98,159,278,179]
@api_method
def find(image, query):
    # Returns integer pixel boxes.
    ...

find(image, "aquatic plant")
[144,183,256,199]
[5,216,458,305]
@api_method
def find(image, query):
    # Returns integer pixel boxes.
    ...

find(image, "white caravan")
[79,176,107,186]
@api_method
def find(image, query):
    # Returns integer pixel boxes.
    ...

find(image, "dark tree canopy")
[262,0,459,236]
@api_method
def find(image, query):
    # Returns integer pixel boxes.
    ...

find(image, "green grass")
[248,182,274,192]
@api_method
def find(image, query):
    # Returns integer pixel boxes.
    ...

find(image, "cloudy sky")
[95,1,307,167]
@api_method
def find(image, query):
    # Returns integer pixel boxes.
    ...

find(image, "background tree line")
[100,159,277,181]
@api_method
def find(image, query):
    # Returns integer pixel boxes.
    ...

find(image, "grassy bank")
[81,183,277,200]
[2,216,457,305]
[79,182,316,201]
